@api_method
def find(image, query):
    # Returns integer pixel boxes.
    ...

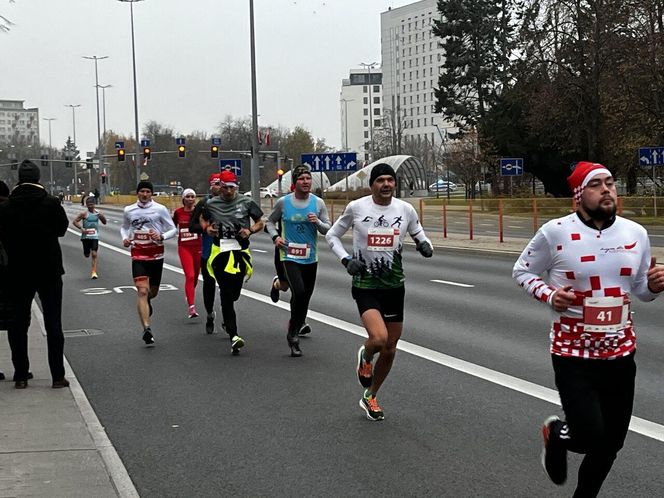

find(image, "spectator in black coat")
[0,180,8,381]
[0,161,69,389]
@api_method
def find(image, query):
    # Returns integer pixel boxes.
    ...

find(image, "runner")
[268,183,295,303]
[72,196,107,279]
[198,170,264,355]
[173,188,202,318]
[325,163,433,420]
[189,173,223,334]
[266,166,331,356]
[513,161,664,496]
[120,181,177,346]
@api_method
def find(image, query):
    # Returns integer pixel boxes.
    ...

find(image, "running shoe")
[541,415,568,485]
[205,312,215,334]
[269,276,280,303]
[91,271,98,279]
[231,335,245,355]
[356,345,373,388]
[142,327,155,347]
[359,390,384,421]
[298,323,312,336]
[287,332,302,357]
[188,305,199,319]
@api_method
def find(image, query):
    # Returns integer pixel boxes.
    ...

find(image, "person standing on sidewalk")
[198,170,264,355]
[325,163,433,421]
[121,181,177,346]
[0,180,10,381]
[265,166,331,356]
[173,188,202,319]
[72,196,107,279]
[189,173,223,333]
[0,161,69,389]
[513,161,664,496]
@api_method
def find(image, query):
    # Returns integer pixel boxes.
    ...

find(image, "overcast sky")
[2,0,415,155]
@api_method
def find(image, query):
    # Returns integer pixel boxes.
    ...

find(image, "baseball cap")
[219,169,238,187]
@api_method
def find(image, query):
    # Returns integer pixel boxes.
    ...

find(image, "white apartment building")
[381,0,452,147]
[0,100,40,146]
[339,68,383,163]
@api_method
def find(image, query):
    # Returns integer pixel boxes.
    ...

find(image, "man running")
[198,170,264,355]
[121,181,177,346]
[190,173,223,333]
[513,161,664,496]
[72,196,107,279]
[266,166,331,356]
[325,163,433,421]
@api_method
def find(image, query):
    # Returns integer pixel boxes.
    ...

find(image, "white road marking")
[431,279,475,288]
[82,234,664,443]
[507,225,523,229]
[252,249,268,253]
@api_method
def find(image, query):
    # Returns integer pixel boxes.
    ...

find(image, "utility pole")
[43,117,56,193]
[359,62,378,162]
[65,104,81,195]
[249,0,260,201]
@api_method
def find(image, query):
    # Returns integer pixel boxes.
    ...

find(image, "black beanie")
[369,163,396,185]
[136,181,153,193]
[18,160,41,184]
[291,165,311,182]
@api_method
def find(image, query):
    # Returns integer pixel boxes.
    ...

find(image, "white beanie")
[182,188,196,197]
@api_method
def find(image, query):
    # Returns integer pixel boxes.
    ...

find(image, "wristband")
[272,234,278,242]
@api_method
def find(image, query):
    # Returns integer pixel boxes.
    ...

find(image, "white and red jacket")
[513,213,659,359]
[121,201,177,261]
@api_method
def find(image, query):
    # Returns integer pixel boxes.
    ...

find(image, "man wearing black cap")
[0,160,69,389]
[326,163,433,421]
[121,181,177,346]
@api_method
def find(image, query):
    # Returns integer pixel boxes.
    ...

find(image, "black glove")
[416,240,433,258]
[342,257,365,276]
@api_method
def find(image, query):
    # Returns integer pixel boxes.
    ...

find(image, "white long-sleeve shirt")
[121,201,177,260]
[513,213,658,359]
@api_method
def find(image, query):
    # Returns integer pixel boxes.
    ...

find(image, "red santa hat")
[209,173,221,186]
[219,169,238,187]
[567,161,611,202]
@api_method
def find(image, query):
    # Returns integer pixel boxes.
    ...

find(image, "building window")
[364,131,369,139]
[364,120,369,127]
[373,108,380,116]
[373,85,380,93]
[363,108,368,116]
[373,96,380,104]
[363,97,368,104]
[374,119,381,127]
[363,86,368,93]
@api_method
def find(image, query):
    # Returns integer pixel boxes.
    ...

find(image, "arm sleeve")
[632,231,660,302]
[406,204,431,247]
[120,208,131,241]
[266,199,284,239]
[325,202,354,261]
[248,200,264,222]
[512,228,558,305]
[189,199,206,233]
[315,198,331,235]
[159,206,178,240]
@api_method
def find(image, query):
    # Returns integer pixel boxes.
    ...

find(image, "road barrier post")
[499,199,504,243]
[469,200,474,240]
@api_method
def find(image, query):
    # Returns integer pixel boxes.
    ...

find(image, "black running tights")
[283,261,317,336]
[201,257,216,315]
[211,251,246,338]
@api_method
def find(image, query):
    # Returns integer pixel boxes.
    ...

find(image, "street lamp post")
[98,84,112,193]
[65,104,81,195]
[83,55,108,197]
[434,123,451,200]
[340,98,354,152]
[359,62,378,162]
[249,0,260,201]
[43,117,56,193]
[119,0,144,185]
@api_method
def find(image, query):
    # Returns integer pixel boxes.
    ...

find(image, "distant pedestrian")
[173,188,202,318]
[0,161,69,389]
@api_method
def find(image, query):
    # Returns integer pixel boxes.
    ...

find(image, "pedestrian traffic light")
[143,147,151,160]
[117,148,126,162]
[178,145,186,158]
[101,172,107,184]
[210,145,219,158]
[41,154,48,167]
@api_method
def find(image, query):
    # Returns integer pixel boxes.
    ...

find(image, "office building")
[0,99,40,146]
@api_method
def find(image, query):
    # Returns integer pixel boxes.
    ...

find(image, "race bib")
[133,230,152,244]
[218,238,241,252]
[582,296,628,334]
[367,228,399,252]
[84,228,97,236]
[287,242,310,260]
[179,228,198,241]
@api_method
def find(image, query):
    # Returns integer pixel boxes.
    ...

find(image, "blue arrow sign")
[500,158,524,176]
[219,159,242,177]
[638,146,664,166]
[114,141,124,149]
[176,137,186,146]
[140,139,150,147]
[301,152,358,172]
[211,137,221,146]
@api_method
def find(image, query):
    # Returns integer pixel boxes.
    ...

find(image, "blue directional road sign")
[301,152,358,172]
[176,137,186,146]
[219,159,242,177]
[638,146,664,166]
[211,137,221,146]
[140,139,150,147]
[114,141,124,149]
[500,157,524,176]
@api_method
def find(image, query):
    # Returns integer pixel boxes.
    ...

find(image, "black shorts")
[81,239,99,257]
[131,259,164,288]
[274,246,287,282]
[351,286,405,323]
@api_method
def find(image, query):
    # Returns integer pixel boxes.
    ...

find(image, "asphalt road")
[57,204,664,497]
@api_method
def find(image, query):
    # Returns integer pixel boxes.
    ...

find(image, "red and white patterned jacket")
[513,213,658,359]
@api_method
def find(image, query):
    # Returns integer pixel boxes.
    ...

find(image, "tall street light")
[359,62,378,163]
[119,0,144,185]
[340,98,354,152]
[83,55,108,196]
[248,0,260,201]
[43,117,56,193]
[97,84,112,195]
[65,104,81,195]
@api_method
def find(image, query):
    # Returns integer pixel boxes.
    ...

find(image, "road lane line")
[252,249,268,253]
[87,234,664,443]
[431,279,474,288]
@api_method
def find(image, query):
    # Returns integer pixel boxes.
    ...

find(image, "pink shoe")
[188,305,199,319]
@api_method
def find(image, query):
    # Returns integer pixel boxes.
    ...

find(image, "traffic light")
[117,148,126,162]
[101,172,107,184]
[86,157,93,170]
[277,168,284,178]
[143,147,151,161]
[65,155,73,168]
[10,162,18,171]
[177,145,186,158]
[41,154,48,167]
[210,145,219,158]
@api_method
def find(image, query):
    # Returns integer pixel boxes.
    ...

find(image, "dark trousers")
[283,261,317,336]
[201,257,216,315]
[211,251,246,338]
[8,276,65,381]
[552,353,636,498]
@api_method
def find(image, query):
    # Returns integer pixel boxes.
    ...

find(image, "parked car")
[428,180,457,192]
[243,187,277,198]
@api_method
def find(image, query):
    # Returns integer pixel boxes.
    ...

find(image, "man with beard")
[513,161,664,496]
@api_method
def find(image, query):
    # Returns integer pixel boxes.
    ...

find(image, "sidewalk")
[0,303,138,498]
